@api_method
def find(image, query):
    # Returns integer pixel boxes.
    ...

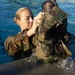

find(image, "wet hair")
[14,7,33,22]
[41,1,55,11]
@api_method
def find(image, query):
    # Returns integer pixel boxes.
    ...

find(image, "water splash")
[57,57,75,72]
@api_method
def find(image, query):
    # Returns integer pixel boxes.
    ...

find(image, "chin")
[27,27,31,29]
[29,26,32,29]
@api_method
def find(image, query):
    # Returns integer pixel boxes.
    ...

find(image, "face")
[17,9,33,30]
[45,2,53,12]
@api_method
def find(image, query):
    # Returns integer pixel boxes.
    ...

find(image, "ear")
[16,20,21,26]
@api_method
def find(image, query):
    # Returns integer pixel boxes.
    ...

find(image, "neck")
[20,26,26,31]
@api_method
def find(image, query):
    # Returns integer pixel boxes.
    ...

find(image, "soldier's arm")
[4,30,30,56]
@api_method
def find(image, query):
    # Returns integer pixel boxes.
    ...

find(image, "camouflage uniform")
[32,6,72,63]
[4,29,34,58]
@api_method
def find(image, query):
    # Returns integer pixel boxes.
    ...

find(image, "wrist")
[27,24,38,37]
[27,29,35,37]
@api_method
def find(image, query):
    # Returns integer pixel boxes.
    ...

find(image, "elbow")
[6,50,15,56]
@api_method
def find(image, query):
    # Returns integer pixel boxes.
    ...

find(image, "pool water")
[0,0,75,65]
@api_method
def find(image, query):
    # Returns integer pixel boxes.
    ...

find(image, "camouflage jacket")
[32,6,72,61]
[4,29,34,56]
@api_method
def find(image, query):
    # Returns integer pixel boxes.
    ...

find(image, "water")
[0,0,75,71]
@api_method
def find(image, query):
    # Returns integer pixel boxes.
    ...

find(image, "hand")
[33,12,44,27]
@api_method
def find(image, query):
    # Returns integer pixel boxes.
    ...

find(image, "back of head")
[41,1,55,12]
[47,0,58,6]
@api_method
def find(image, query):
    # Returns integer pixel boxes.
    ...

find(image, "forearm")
[27,24,37,37]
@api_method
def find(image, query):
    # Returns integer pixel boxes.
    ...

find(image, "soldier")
[32,0,72,63]
[4,7,44,60]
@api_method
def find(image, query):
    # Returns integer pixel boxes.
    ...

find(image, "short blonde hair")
[14,7,33,22]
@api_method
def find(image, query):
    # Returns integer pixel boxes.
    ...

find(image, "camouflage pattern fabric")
[33,6,72,62]
[4,29,33,56]
[37,6,68,43]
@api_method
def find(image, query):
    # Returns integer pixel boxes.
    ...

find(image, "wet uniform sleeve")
[4,30,30,56]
